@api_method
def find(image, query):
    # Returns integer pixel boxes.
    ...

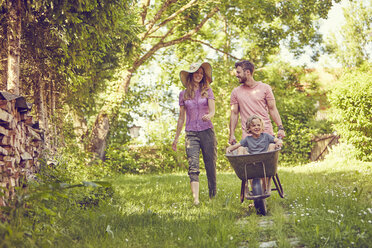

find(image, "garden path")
[236,213,303,248]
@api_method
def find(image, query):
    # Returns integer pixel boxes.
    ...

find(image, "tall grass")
[1,144,371,247]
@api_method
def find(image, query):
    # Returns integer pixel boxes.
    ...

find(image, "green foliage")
[328,66,372,161]
[1,0,141,150]
[0,163,114,247]
[104,143,187,174]
[324,1,372,67]
[39,143,114,184]
[218,0,340,65]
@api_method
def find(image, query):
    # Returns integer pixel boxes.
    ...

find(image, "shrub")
[328,67,372,161]
[104,143,188,174]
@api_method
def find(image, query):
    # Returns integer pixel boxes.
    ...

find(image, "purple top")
[179,88,215,132]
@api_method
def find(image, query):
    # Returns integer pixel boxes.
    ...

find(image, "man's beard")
[238,76,247,84]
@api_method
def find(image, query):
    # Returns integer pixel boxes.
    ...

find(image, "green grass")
[1,152,371,247]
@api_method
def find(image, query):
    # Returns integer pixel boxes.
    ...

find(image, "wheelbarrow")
[225,149,284,215]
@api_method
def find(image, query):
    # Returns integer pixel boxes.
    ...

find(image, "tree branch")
[140,0,151,25]
[142,0,178,40]
[147,0,198,37]
[134,6,220,69]
[189,38,241,60]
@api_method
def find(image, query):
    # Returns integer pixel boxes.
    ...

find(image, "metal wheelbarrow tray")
[225,149,284,215]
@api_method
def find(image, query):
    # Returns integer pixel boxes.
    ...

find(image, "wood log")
[0,155,13,161]
[0,135,11,145]
[4,156,15,168]
[0,146,8,155]
[20,113,34,126]
[0,96,44,208]
[2,146,13,156]
[15,150,20,164]
[0,100,12,112]
[20,152,32,161]
[27,126,42,141]
[10,178,16,187]
[0,126,9,136]
[0,108,14,125]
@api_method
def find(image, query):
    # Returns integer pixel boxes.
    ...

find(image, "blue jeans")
[185,128,217,198]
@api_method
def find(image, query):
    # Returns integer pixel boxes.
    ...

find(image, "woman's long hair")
[183,68,211,100]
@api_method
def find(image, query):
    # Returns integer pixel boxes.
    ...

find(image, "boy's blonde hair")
[245,115,264,133]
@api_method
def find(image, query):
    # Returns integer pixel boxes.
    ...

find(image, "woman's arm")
[202,99,215,121]
[172,106,186,151]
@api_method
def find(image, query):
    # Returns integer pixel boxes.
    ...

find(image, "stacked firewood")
[0,92,43,206]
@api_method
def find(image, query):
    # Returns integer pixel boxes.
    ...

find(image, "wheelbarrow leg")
[240,180,246,203]
[272,173,284,198]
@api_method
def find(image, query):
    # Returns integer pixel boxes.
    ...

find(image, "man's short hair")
[235,60,255,75]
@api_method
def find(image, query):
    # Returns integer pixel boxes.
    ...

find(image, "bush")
[0,162,114,247]
[104,143,188,174]
[328,67,372,161]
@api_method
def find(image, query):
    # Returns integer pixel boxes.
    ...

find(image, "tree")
[325,0,372,67]
[88,0,340,159]
[5,0,22,94]
[0,0,139,152]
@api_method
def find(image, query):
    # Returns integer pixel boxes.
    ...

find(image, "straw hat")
[179,62,212,87]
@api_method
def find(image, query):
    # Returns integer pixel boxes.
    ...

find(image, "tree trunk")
[7,0,22,95]
[1,57,6,91]
[71,109,88,149]
[33,74,49,149]
[1,24,7,91]
[49,79,58,148]
[88,111,109,160]
[88,69,133,160]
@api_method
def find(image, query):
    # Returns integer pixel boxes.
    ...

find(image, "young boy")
[226,115,282,196]
[226,115,282,155]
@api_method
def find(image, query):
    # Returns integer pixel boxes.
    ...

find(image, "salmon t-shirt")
[230,82,275,137]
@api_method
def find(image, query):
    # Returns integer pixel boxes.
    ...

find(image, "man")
[229,60,285,199]
[229,60,285,145]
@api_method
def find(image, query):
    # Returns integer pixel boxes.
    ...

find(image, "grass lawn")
[1,153,371,247]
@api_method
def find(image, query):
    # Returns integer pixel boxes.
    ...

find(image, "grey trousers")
[185,128,217,198]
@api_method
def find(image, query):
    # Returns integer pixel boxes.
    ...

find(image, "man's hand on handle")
[229,135,237,145]
[172,139,178,151]
[277,125,285,139]
[278,129,285,139]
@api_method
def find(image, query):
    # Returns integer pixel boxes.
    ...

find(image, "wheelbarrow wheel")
[252,178,267,215]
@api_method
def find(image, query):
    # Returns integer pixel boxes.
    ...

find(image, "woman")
[172,62,217,205]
